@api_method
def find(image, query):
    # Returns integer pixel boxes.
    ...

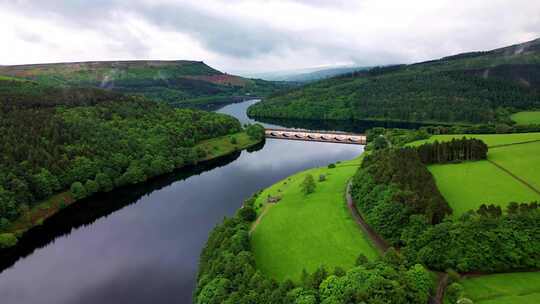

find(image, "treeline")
[367,123,540,149]
[351,148,540,272]
[403,202,540,272]
[195,194,435,304]
[0,78,245,234]
[416,138,488,164]
[351,148,451,244]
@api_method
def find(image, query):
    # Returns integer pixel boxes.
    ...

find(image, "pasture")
[457,272,540,304]
[511,111,540,125]
[429,161,540,216]
[413,133,540,216]
[250,156,378,282]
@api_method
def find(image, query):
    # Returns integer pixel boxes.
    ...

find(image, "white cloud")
[0,0,538,73]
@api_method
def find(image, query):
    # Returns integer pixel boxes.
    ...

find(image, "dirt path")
[249,204,272,234]
[345,181,390,254]
[429,272,448,304]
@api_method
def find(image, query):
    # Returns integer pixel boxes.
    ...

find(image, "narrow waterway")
[0,100,364,304]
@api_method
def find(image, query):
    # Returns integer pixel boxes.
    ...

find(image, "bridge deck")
[265,128,366,145]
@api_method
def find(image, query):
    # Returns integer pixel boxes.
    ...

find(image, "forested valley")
[0,76,259,246]
[248,38,540,125]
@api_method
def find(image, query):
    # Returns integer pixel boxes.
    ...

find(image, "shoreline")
[0,132,263,247]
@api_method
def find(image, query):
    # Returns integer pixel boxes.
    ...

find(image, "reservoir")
[0,100,364,304]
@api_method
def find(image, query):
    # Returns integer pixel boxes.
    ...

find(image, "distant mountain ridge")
[0,60,286,108]
[245,65,370,82]
[248,38,540,125]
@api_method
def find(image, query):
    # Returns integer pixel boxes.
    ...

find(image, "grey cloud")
[1,0,539,71]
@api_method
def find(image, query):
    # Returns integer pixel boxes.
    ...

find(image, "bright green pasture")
[488,141,540,191]
[409,132,540,147]
[459,272,540,304]
[511,111,540,125]
[250,156,378,282]
[429,161,540,216]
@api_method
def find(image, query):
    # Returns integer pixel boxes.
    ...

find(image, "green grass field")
[458,272,540,304]
[410,133,540,216]
[409,132,540,147]
[488,141,540,191]
[197,131,259,160]
[250,156,378,282]
[428,161,540,216]
[511,111,540,125]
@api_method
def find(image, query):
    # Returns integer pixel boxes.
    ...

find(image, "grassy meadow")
[511,111,540,125]
[488,141,540,191]
[197,131,259,160]
[456,272,540,304]
[428,161,540,216]
[250,156,378,282]
[409,133,540,216]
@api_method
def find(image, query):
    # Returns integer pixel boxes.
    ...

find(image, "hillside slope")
[0,76,260,243]
[0,60,285,108]
[248,38,540,124]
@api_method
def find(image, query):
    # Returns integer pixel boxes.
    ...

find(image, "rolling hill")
[0,60,287,108]
[246,65,370,82]
[248,38,540,124]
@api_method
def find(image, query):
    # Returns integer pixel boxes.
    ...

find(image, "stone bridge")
[265,128,366,145]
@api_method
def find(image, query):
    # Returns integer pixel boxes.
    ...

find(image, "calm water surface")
[0,100,364,304]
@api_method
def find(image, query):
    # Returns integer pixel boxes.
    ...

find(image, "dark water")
[0,100,364,304]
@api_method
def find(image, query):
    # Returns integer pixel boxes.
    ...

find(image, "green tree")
[197,278,231,304]
[31,169,59,199]
[445,283,464,304]
[95,173,114,192]
[373,135,389,150]
[0,233,18,248]
[238,206,257,222]
[301,174,316,195]
[85,179,99,195]
[70,182,87,200]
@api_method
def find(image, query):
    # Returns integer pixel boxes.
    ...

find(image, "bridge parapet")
[265,128,366,145]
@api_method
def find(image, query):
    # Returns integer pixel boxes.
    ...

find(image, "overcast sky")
[1,0,539,74]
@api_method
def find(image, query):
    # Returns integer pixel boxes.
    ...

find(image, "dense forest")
[0,77,253,240]
[0,61,289,108]
[351,148,451,244]
[416,139,488,164]
[196,194,434,304]
[248,38,540,124]
[350,146,540,273]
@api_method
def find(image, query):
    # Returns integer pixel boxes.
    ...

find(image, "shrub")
[445,283,464,304]
[301,174,316,195]
[70,182,87,200]
[85,179,99,195]
[328,163,336,169]
[319,174,326,182]
[0,233,18,248]
[238,206,257,222]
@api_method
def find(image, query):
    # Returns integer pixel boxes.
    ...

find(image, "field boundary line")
[487,160,540,196]
[490,139,540,149]
[345,181,389,254]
